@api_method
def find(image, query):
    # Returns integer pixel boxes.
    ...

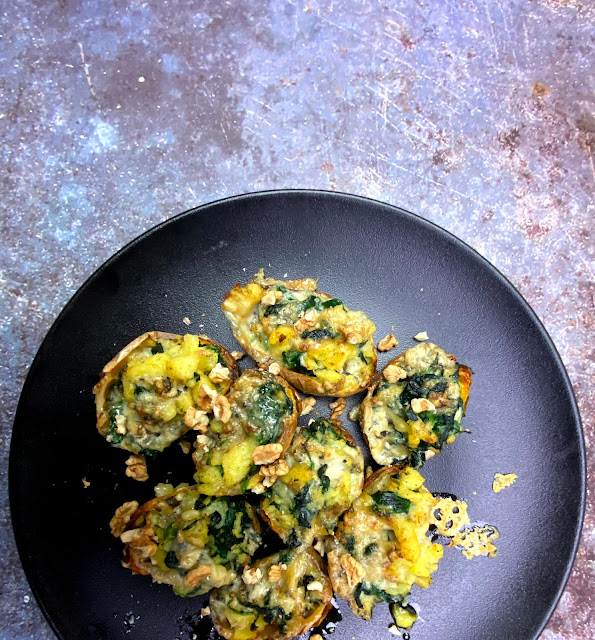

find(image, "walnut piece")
[268,564,286,582]
[115,414,127,434]
[307,580,324,591]
[182,317,191,326]
[413,331,429,341]
[378,334,399,351]
[329,398,346,421]
[268,362,281,375]
[109,500,139,537]
[251,482,266,495]
[294,308,318,331]
[383,364,407,383]
[411,398,436,413]
[184,565,212,586]
[208,362,231,383]
[339,554,366,586]
[252,443,283,464]
[300,396,317,416]
[242,566,262,585]
[125,454,149,482]
[196,384,218,412]
[179,441,191,454]
[261,289,283,306]
[213,395,231,423]
[260,459,289,478]
[184,407,209,431]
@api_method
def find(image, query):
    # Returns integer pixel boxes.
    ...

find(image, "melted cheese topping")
[327,467,443,620]
[210,548,330,640]
[262,418,364,545]
[124,485,261,596]
[194,370,296,495]
[101,334,233,453]
[222,271,376,396]
[430,496,499,559]
[493,472,518,493]
[361,343,469,467]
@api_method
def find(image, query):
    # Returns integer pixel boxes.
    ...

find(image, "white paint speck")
[138,76,145,83]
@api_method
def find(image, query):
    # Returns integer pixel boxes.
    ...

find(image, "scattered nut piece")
[208,362,231,383]
[242,566,262,585]
[339,554,366,586]
[260,459,289,478]
[307,580,324,592]
[388,624,400,636]
[347,404,360,422]
[295,308,318,331]
[213,395,231,423]
[109,500,139,537]
[182,317,191,326]
[329,398,346,421]
[231,351,245,360]
[196,384,218,412]
[378,334,399,351]
[125,454,149,482]
[262,475,277,488]
[268,362,281,375]
[300,396,317,416]
[413,331,429,341]
[184,407,209,431]
[82,477,90,488]
[261,289,283,306]
[179,441,191,454]
[252,443,283,464]
[411,398,436,413]
[201,606,211,617]
[251,482,266,495]
[184,565,212,586]
[115,414,127,434]
[268,564,286,582]
[120,528,142,543]
[383,364,407,383]
[195,434,211,450]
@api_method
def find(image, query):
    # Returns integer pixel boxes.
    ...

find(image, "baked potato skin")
[210,547,332,640]
[360,342,472,468]
[94,331,238,453]
[261,418,364,546]
[221,273,377,397]
[327,465,443,620]
[121,485,261,596]
[194,370,300,496]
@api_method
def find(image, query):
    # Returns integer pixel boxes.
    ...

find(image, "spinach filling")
[353,582,402,609]
[371,491,411,516]
[293,482,314,528]
[282,349,314,376]
[317,464,331,494]
[301,328,338,340]
[248,380,293,444]
[207,498,249,561]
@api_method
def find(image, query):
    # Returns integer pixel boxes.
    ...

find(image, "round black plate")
[10,191,585,640]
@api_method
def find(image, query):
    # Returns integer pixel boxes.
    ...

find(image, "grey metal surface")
[1,1,593,639]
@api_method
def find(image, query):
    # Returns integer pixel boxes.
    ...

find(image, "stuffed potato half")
[261,417,364,546]
[360,342,472,468]
[210,547,332,640]
[221,271,377,397]
[120,485,261,596]
[94,332,237,453]
[194,369,300,496]
[327,465,442,620]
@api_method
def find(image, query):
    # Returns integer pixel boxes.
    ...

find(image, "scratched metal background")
[0,1,593,639]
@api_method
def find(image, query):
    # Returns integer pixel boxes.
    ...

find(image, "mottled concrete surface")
[0,0,593,638]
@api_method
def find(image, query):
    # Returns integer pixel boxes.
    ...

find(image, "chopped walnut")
[300,396,317,416]
[268,564,286,582]
[307,580,324,591]
[179,441,191,454]
[295,308,318,331]
[109,500,139,537]
[213,395,231,423]
[201,606,211,617]
[209,362,231,383]
[339,554,366,586]
[261,475,277,488]
[411,398,436,413]
[413,331,429,341]
[383,364,407,383]
[231,351,246,361]
[252,443,283,464]
[182,317,191,326]
[261,289,283,306]
[115,414,127,434]
[268,362,281,375]
[242,566,262,585]
[121,528,157,557]
[329,398,346,421]
[260,459,289,478]
[251,482,266,495]
[378,334,399,351]
[125,454,149,482]
[184,407,209,431]
[184,565,212,586]
[196,384,218,412]
[345,330,365,345]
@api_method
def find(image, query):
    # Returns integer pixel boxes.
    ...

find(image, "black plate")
[10,191,585,640]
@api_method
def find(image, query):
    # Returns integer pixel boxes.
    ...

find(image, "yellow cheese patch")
[493,472,518,493]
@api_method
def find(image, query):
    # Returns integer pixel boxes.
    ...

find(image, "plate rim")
[9,188,586,640]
